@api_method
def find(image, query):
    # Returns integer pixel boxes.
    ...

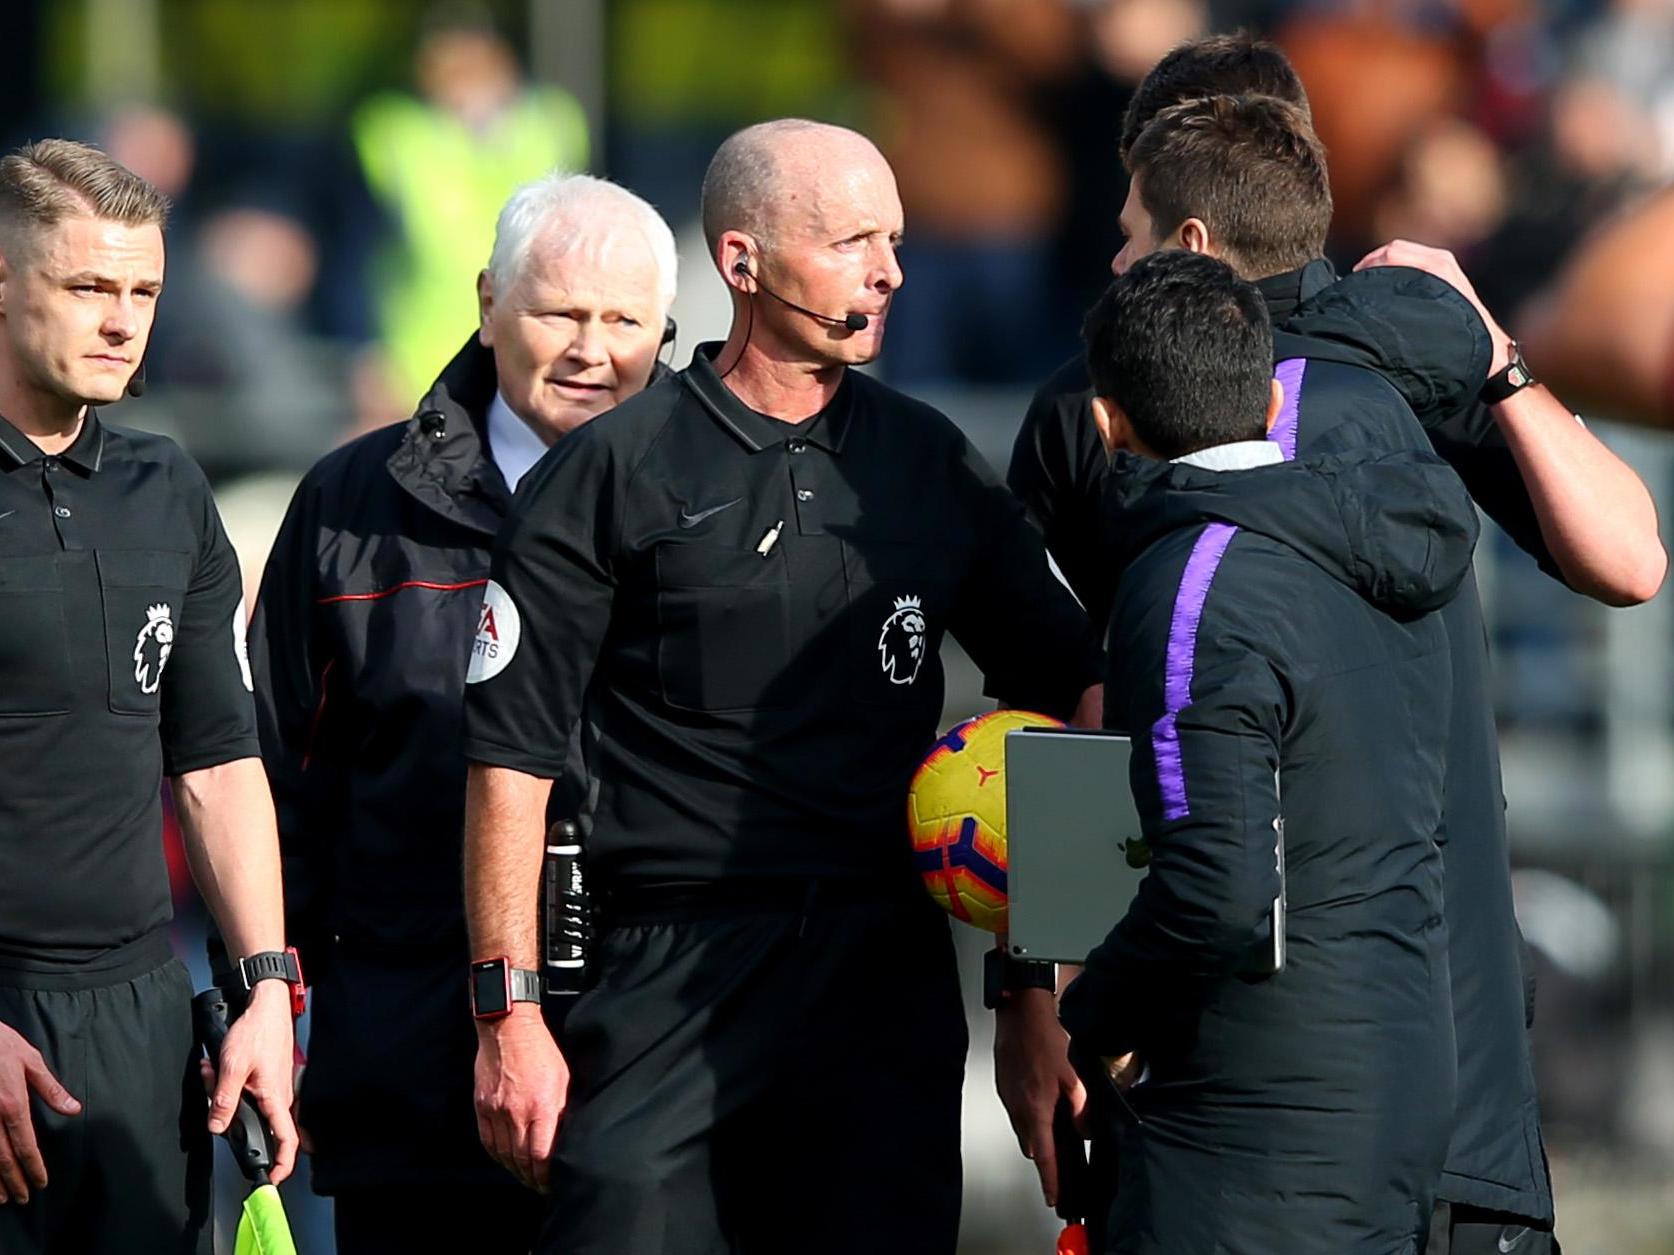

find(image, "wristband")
[238,947,306,1018]
[983,948,1056,1010]
[1482,341,1537,404]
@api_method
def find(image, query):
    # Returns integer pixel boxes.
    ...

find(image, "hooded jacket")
[1016,264,1554,1224]
[1059,444,1478,1255]
[249,338,664,1189]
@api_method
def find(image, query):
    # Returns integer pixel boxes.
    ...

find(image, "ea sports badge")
[466,579,521,684]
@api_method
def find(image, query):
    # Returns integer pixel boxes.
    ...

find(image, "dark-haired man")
[1000,85,1663,1255]
[1063,245,1471,1255]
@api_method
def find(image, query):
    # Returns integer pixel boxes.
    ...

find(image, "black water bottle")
[543,820,590,996]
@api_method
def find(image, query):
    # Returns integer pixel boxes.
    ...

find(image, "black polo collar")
[679,342,854,454]
[0,409,105,475]
[1255,257,1338,326]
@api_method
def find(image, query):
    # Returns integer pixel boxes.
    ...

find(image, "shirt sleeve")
[953,434,1104,720]
[248,474,334,967]
[1006,374,1118,628]
[1058,596,1287,1058]
[159,457,262,776]
[462,425,621,778]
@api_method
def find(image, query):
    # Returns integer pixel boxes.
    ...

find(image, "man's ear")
[718,231,758,293]
[1178,217,1213,256]
[1264,376,1285,433]
[1091,394,1138,455]
[476,269,495,346]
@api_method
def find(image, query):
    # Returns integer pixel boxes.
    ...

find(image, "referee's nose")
[872,236,903,297]
[103,295,143,344]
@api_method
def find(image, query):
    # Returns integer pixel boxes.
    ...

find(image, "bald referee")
[462,120,1103,1254]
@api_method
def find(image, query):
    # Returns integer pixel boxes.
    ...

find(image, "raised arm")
[1357,239,1666,606]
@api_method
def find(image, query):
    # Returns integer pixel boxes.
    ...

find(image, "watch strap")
[238,948,301,991]
[509,967,542,1004]
[1482,342,1537,404]
[237,947,306,1017]
[983,948,1056,1010]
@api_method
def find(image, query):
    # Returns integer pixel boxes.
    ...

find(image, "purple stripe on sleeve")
[1268,357,1306,462]
[1152,522,1239,821]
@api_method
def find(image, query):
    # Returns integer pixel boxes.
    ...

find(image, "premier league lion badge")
[878,594,927,686]
[133,602,175,695]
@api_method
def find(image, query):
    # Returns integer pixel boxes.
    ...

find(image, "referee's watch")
[238,947,306,1018]
[1481,341,1538,404]
[983,948,1056,1010]
[470,957,542,1021]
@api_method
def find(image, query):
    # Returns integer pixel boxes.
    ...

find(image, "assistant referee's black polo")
[0,410,259,971]
[464,344,1102,890]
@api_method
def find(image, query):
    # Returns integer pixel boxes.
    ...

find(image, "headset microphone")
[734,259,869,332]
[125,358,147,398]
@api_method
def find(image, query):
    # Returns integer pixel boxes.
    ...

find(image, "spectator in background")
[143,192,346,480]
[844,0,1079,386]
[1276,5,1467,254]
[1521,185,1674,430]
[1050,0,1207,320]
[353,6,588,404]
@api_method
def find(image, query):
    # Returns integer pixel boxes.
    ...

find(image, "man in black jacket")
[249,172,679,1255]
[1061,246,1472,1255]
[1001,86,1664,1254]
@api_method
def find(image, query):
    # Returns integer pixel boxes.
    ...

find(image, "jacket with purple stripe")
[1014,263,1555,1226]
[1060,445,1479,1255]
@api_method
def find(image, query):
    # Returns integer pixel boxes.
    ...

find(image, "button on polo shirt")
[0,411,259,968]
[464,344,1102,891]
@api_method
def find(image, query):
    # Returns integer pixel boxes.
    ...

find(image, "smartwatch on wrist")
[238,946,306,1018]
[470,957,542,1021]
[983,948,1056,1010]
[1482,341,1538,404]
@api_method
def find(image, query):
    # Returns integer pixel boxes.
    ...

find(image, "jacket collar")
[385,336,511,537]
[1255,257,1337,325]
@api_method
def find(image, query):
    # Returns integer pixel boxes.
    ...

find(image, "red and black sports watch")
[470,957,542,1021]
[238,946,306,1018]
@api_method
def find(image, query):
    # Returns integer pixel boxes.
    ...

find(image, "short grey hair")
[486,172,677,313]
[700,118,837,254]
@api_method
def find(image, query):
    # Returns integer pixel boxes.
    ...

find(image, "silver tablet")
[1005,727,1284,972]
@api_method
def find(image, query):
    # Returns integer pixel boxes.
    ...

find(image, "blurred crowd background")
[6,0,1671,1250]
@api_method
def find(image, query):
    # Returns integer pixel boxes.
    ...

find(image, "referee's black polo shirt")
[0,411,259,972]
[464,344,1102,890]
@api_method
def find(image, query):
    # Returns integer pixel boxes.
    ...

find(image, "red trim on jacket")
[315,578,489,605]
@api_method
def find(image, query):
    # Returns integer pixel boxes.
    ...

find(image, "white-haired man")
[462,119,1103,1254]
[248,172,678,1255]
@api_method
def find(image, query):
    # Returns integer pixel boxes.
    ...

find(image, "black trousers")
[335,1182,546,1254]
[538,891,967,1255]
[1426,1201,1561,1255]
[0,946,210,1255]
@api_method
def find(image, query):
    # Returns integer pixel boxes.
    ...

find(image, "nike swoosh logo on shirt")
[1498,1227,1530,1252]
[0,510,14,522]
[679,498,743,528]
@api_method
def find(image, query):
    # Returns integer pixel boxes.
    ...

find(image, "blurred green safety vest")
[353,87,589,398]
